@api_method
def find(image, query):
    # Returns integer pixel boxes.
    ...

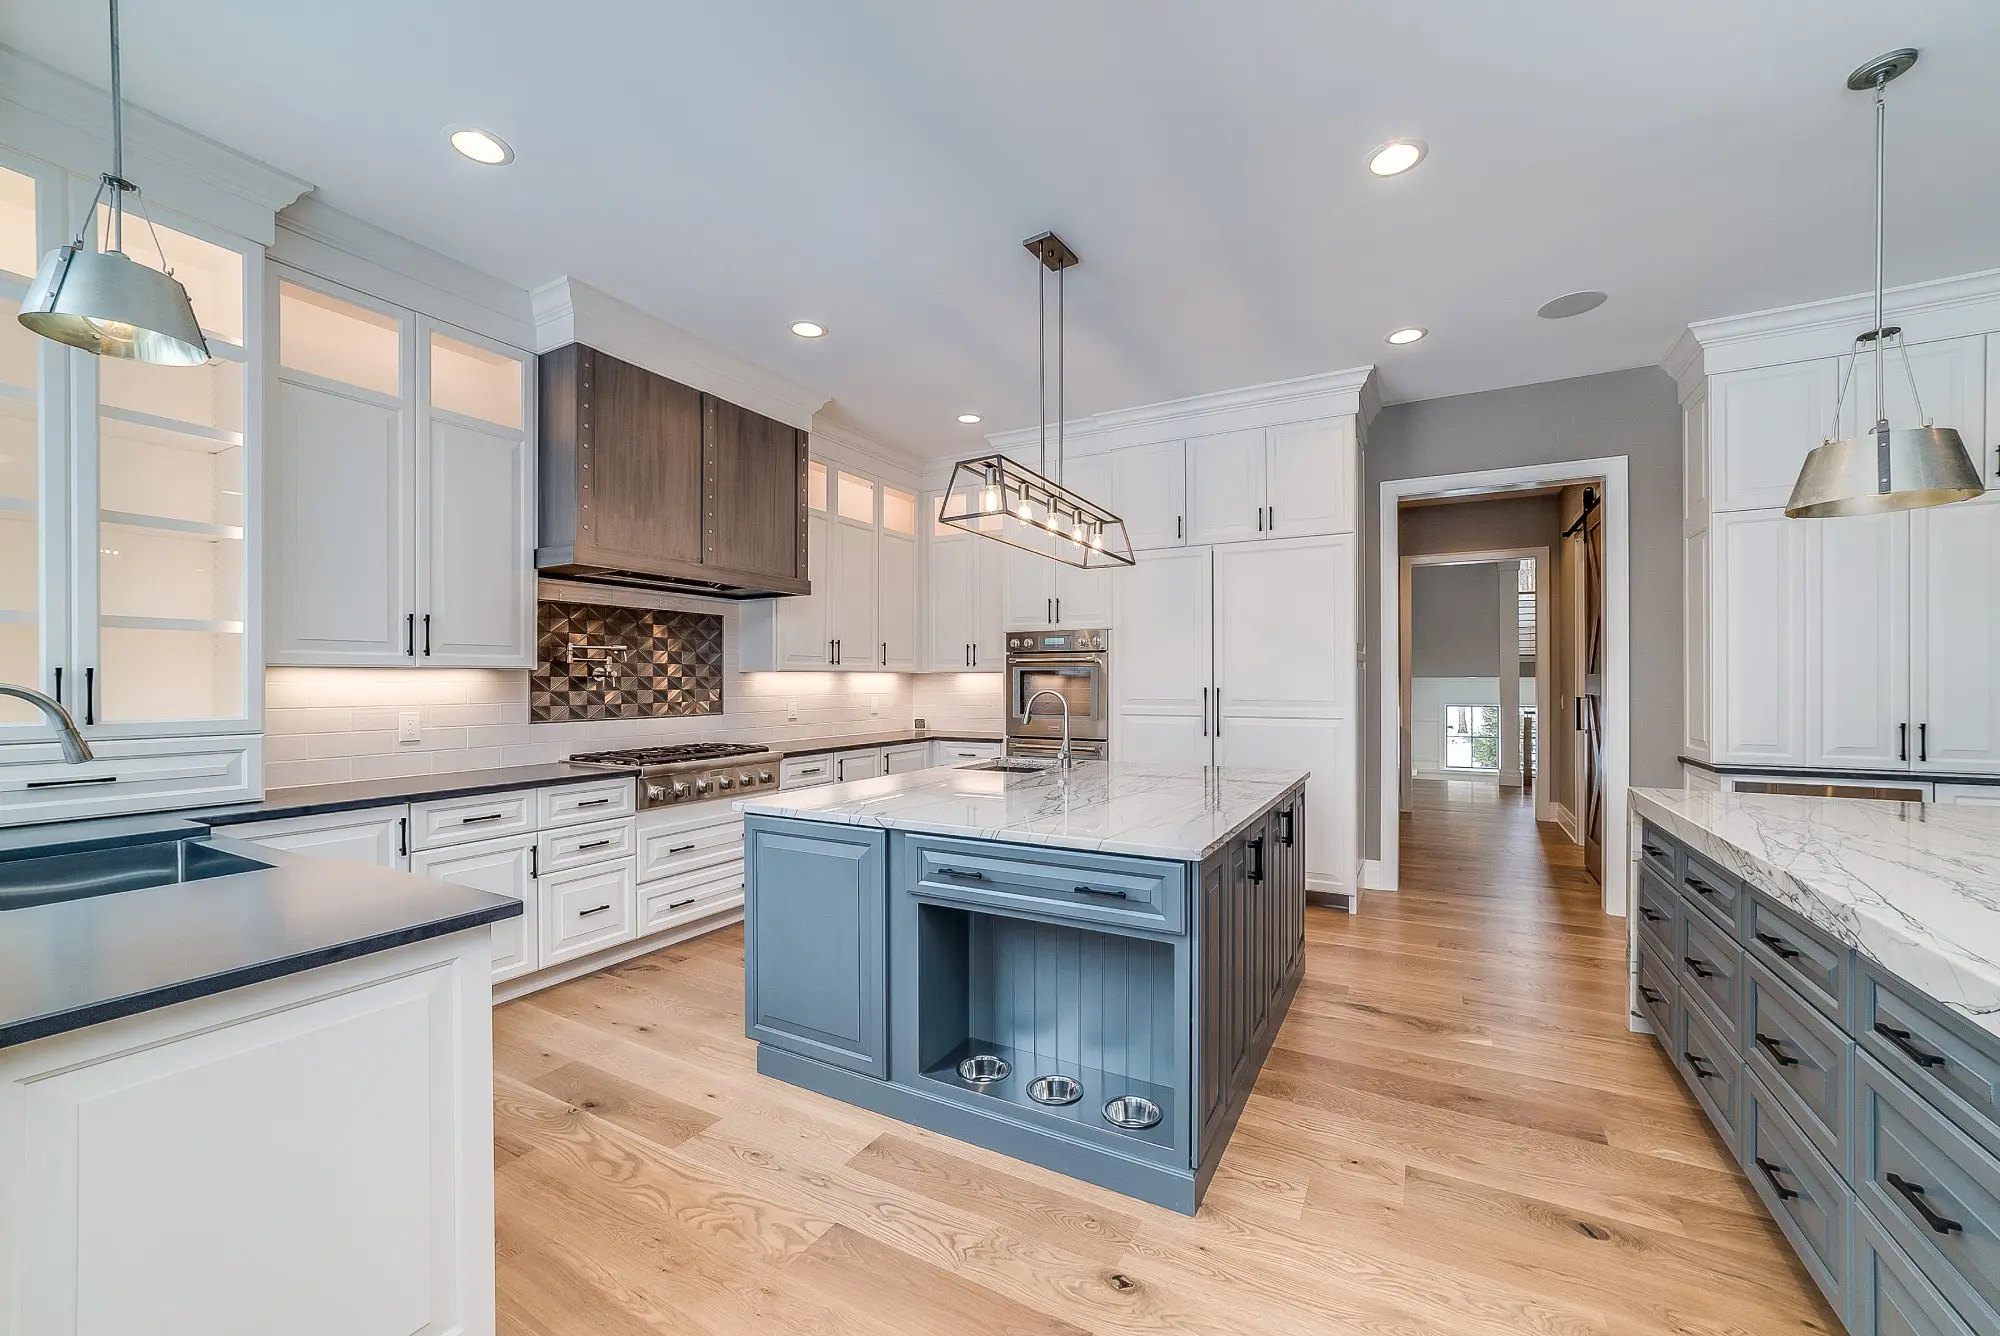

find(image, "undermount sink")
[0,838,270,911]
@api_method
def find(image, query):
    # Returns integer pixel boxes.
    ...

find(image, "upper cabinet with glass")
[0,160,46,729]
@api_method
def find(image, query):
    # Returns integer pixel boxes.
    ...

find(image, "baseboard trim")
[493,905,744,1004]
[1554,802,1579,842]
[1357,858,1394,893]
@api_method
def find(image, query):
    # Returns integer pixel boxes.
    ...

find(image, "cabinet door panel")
[1217,716,1350,897]
[1112,440,1187,550]
[1050,453,1113,626]
[1849,335,1985,457]
[1113,548,1212,752]
[409,834,537,983]
[1712,360,1840,513]
[925,530,973,669]
[877,531,917,669]
[1913,501,2000,773]
[1185,429,1266,545]
[1715,511,1808,764]
[270,380,411,664]
[1214,537,1351,718]
[705,403,800,582]
[1807,511,1909,768]
[1003,544,1053,629]
[745,820,887,1076]
[970,537,1006,670]
[831,520,876,667]
[776,510,832,668]
[419,419,532,666]
[1265,419,1353,537]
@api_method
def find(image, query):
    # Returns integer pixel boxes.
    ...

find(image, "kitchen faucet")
[1021,689,1074,769]
[0,683,94,764]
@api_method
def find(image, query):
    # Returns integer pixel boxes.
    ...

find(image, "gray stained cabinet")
[1637,820,2000,1336]
[743,821,887,1076]
[537,343,808,597]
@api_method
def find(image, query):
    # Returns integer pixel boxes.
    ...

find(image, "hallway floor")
[489,780,1836,1334]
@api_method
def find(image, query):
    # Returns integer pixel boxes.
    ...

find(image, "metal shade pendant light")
[936,232,1134,570]
[18,0,209,367]
[1786,49,1983,519]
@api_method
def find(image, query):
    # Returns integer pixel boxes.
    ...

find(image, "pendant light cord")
[107,0,124,253]
[1057,262,1065,486]
[1872,72,1887,430]
[1037,250,1047,480]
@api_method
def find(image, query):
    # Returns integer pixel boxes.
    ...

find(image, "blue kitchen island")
[738,759,1307,1214]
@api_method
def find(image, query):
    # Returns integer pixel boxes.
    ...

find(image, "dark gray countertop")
[0,836,520,1049]
[774,729,1003,759]
[200,761,639,827]
[0,811,207,864]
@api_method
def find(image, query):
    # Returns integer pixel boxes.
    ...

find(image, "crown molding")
[1669,266,2000,379]
[807,414,923,481]
[0,44,310,245]
[983,365,1379,458]
[274,196,535,350]
[531,276,829,430]
[1660,327,1706,406]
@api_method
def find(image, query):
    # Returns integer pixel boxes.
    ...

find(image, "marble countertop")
[1631,788,2000,1036]
[739,760,1308,861]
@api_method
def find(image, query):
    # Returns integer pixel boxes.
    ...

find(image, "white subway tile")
[349,751,436,780]
[265,758,353,789]
[307,730,400,759]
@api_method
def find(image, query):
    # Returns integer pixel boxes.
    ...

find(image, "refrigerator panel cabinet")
[1805,511,1910,769]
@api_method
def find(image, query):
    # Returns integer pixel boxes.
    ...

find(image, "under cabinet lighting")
[1367,140,1428,176]
[447,127,513,166]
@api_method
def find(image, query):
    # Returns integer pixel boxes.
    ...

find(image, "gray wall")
[1409,564,1503,678]
[1400,494,1562,559]
[1363,365,1683,860]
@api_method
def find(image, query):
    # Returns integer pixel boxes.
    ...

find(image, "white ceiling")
[6,0,1999,459]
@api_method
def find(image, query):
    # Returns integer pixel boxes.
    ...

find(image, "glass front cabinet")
[0,148,265,817]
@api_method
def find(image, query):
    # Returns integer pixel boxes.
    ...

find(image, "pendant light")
[936,232,1134,569]
[18,0,210,366]
[1785,49,1983,518]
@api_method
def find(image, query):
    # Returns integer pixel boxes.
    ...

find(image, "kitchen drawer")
[638,861,745,935]
[637,814,743,882]
[1635,864,1679,955]
[1745,889,1847,1022]
[1635,932,1677,1043]
[1676,994,1741,1152]
[1852,1203,1980,1336]
[1679,906,1742,1044]
[0,734,260,825]
[907,835,1188,937]
[1742,1071,1849,1314]
[1746,958,1851,1169]
[536,816,637,875]
[538,778,635,828]
[780,753,835,788]
[541,858,638,966]
[1856,1051,2000,1333]
[409,788,536,850]
[1858,960,2000,1159]
[1638,822,1680,885]
[1678,848,1742,933]
[932,739,1003,765]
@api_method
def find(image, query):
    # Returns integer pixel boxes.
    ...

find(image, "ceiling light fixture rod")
[1871,66,1888,489]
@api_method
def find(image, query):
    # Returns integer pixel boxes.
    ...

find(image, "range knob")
[758,770,774,784]
[694,777,713,795]
[646,783,667,803]
[717,775,733,790]
[739,772,755,785]
[670,781,691,800]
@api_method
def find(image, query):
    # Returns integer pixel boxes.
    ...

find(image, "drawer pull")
[1643,843,1667,859]
[1873,1022,1947,1069]
[1683,1052,1719,1081]
[1682,955,1716,980]
[1639,906,1665,923]
[578,903,613,918]
[668,896,700,910]
[1638,984,1665,1006]
[1754,1157,1802,1202]
[1072,884,1129,900]
[667,843,697,855]
[461,812,506,825]
[1755,1033,1801,1067]
[1685,876,1719,898]
[796,766,824,775]
[576,839,614,851]
[1887,1172,1964,1236]
[1754,930,1802,961]
[936,866,988,881]
[26,774,117,789]
[577,797,613,808]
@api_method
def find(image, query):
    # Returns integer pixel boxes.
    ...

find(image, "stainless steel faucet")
[0,683,94,763]
[1021,688,1074,769]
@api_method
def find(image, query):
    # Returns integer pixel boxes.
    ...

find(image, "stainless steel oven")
[1004,628,1109,753]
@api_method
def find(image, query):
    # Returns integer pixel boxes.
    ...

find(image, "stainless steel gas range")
[568,742,782,809]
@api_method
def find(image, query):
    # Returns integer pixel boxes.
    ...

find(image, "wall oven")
[1004,628,1110,755]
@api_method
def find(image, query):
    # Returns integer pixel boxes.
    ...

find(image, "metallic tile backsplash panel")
[531,601,725,722]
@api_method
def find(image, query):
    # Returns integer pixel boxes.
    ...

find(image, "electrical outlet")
[398,711,422,745]
[786,698,798,722]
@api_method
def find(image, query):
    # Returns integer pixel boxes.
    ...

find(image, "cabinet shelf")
[99,405,244,451]
[100,615,245,635]
[101,511,245,543]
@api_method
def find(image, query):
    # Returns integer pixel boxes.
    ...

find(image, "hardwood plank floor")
[494,779,1838,1334]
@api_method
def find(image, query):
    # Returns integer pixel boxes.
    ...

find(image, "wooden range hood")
[536,343,811,599]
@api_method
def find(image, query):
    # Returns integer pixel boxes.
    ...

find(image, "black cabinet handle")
[1887,1172,1963,1235]
[577,797,612,808]
[1256,506,1264,532]
[422,613,432,656]
[1214,689,1222,737]
[667,843,696,855]
[461,812,505,825]
[1055,598,1061,623]
[1279,806,1296,847]
[881,641,886,665]
[1755,1033,1801,1067]
[1873,1022,1947,1069]
[1685,875,1718,898]
[1248,836,1265,883]
[26,774,116,789]
[1754,930,1801,961]
[529,844,539,878]
[578,903,612,918]
[1900,722,1908,761]
[1754,1157,1801,1202]
[1683,1052,1718,1081]
[667,896,698,910]
[1682,955,1715,980]
[1639,906,1665,923]
[397,816,408,858]
[1919,722,1927,762]
[405,613,415,656]
[1072,884,1129,900]
[1642,842,1666,859]
[83,666,94,726]
[52,664,61,705]
[937,866,987,881]
[1176,515,1182,540]
[576,838,614,852]
[1046,598,1052,624]
[1638,984,1664,1006]
[1201,687,1208,737]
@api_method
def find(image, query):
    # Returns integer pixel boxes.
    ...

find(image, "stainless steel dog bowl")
[957,1053,1011,1084]
[1102,1095,1162,1129]
[1027,1074,1083,1106]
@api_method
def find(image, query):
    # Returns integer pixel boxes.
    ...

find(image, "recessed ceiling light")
[957,413,982,424]
[445,126,513,166]
[1385,327,1428,345]
[1367,139,1427,176]
[1537,290,1608,319]
[791,320,827,338]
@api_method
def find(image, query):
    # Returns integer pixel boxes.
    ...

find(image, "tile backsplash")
[531,600,724,722]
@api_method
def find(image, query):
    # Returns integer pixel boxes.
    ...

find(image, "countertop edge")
[1677,755,2000,787]
[199,763,641,828]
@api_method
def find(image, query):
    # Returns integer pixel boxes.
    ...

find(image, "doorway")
[1374,460,1631,918]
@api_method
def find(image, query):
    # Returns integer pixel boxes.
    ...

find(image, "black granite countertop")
[774,729,1004,759]
[0,834,520,1049]
[200,761,640,827]
[0,811,208,863]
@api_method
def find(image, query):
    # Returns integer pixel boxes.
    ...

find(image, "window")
[1444,704,1500,771]
[1517,558,1537,658]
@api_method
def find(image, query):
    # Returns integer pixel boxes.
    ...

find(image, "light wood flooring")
[491,779,1838,1334]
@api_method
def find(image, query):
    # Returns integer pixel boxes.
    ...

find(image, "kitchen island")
[1628,789,2000,1334]
[739,759,1308,1214]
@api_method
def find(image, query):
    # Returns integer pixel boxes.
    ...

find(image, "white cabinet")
[930,739,1002,766]
[1709,359,1840,513]
[1712,510,1809,765]
[1845,334,1985,452]
[225,805,408,869]
[1913,499,2000,773]
[780,753,836,788]
[834,748,884,783]
[831,515,876,666]
[1111,548,1212,766]
[882,742,929,774]
[1003,457,1114,630]
[540,858,637,967]
[1805,510,1909,769]
[921,492,1004,670]
[410,832,539,983]
[1184,422,1355,546]
[1111,440,1186,550]
[1186,429,1267,545]
[1934,783,2000,806]
[876,486,918,670]
[269,274,534,669]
